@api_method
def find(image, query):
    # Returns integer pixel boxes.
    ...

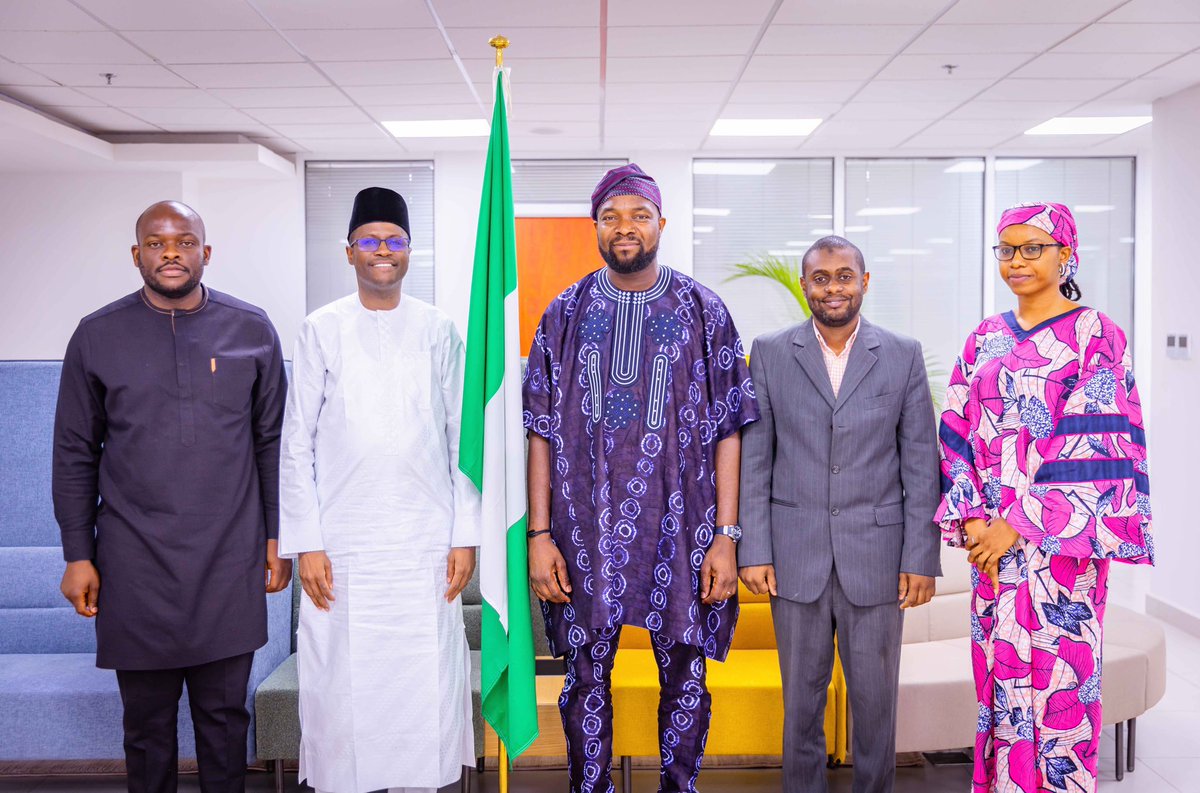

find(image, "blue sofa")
[0,360,292,764]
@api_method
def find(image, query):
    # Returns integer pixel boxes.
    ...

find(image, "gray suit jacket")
[738,317,942,607]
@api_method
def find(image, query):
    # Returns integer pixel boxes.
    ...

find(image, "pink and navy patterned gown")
[935,307,1154,793]
[523,266,758,662]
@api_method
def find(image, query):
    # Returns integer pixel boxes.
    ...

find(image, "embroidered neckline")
[597,266,672,302]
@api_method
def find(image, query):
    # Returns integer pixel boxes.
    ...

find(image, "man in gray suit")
[738,236,941,793]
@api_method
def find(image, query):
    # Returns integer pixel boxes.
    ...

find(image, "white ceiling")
[0,0,1196,158]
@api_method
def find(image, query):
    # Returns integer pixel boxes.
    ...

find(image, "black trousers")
[115,652,254,793]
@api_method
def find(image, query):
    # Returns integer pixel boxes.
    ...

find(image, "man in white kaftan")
[279,187,480,793]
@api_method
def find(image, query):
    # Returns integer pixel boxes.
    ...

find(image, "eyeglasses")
[992,243,1064,261]
[351,236,411,252]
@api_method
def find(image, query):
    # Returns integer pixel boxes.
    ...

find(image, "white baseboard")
[1145,593,1200,639]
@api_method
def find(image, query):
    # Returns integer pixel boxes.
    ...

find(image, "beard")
[809,295,862,328]
[140,266,203,300]
[600,239,658,275]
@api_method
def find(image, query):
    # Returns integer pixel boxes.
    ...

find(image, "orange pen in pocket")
[211,357,216,373]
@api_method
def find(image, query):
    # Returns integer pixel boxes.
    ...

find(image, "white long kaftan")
[279,293,481,793]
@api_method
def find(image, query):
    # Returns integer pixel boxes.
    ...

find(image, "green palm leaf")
[725,254,811,319]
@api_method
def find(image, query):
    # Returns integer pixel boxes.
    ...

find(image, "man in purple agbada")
[523,164,759,793]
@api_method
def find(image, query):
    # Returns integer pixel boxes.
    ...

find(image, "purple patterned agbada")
[523,266,758,661]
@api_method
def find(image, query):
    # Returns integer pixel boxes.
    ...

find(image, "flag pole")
[492,31,512,793]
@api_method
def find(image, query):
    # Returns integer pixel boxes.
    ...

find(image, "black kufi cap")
[348,186,410,238]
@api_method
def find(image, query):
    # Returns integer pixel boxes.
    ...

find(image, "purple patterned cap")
[997,202,1080,282]
[590,163,662,220]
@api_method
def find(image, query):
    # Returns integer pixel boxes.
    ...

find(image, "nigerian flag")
[459,69,539,760]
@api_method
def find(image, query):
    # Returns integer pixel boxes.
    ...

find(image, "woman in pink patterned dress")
[935,202,1154,793]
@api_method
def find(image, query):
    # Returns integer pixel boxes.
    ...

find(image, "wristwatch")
[714,524,743,543]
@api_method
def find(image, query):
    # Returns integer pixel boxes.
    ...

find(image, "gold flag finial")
[489,35,509,67]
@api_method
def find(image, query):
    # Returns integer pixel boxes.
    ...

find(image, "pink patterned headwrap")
[997,202,1080,282]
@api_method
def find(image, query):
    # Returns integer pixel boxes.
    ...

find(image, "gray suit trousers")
[771,568,903,793]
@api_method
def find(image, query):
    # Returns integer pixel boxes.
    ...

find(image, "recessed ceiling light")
[692,161,776,175]
[382,119,488,138]
[810,228,834,236]
[844,225,872,233]
[1025,116,1151,135]
[694,207,731,217]
[809,214,833,220]
[710,118,822,137]
[857,207,920,217]
[786,241,809,247]
[874,257,895,263]
[889,248,931,255]
[694,239,703,246]
[1074,205,1115,213]
[693,226,714,233]
[926,237,954,244]
[767,249,803,257]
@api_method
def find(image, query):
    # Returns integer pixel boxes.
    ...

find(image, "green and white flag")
[459,68,539,760]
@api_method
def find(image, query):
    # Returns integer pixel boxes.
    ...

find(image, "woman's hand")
[965,517,1021,590]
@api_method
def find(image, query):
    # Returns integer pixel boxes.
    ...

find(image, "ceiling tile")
[512,120,596,137]
[502,82,599,103]
[605,120,707,138]
[835,101,961,120]
[248,106,371,125]
[210,86,354,108]
[34,63,191,87]
[714,102,843,119]
[741,54,889,82]
[461,57,597,84]
[994,133,1119,149]
[606,56,741,83]
[697,136,803,151]
[756,24,920,55]
[606,81,734,104]
[877,53,1030,81]
[0,31,153,64]
[805,117,928,140]
[1101,76,1198,102]
[0,0,105,30]
[510,103,599,122]
[52,105,161,132]
[1013,52,1178,79]
[124,31,302,65]
[906,23,1080,54]
[605,103,718,121]
[288,29,450,61]
[945,99,1077,119]
[74,0,271,30]
[0,85,104,106]
[898,131,1015,149]
[155,121,274,136]
[431,2,598,27]
[1102,0,1200,23]
[1054,22,1200,53]
[365,103,485,123]
[1070,100,1154,116]
[250,0,434,30]
[977,78,1122,101]
[320,59,464,87]
[446,27,597,59]
[126,106,262,125]
[728,81,860,103]
[920,118,1039,137]
[271,122,390,139]
[855,78,994,102]
[607,0,777,26]
[510,136,602,153]
[171,63,330,89]
[345,83,480,105]
[76,86,230,107]
[610,135,706,150]
[939,0,1125,25]
[0,61,55,85]
[607,25,760,57]
[1141,52,1200,81]
[290,137,402,153]
[774,0,949,25]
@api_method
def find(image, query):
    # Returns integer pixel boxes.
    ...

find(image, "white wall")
[1148,83,1200,624]
[0,170,184,359]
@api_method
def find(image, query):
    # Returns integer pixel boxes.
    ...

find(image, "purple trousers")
[560,627,711,793]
